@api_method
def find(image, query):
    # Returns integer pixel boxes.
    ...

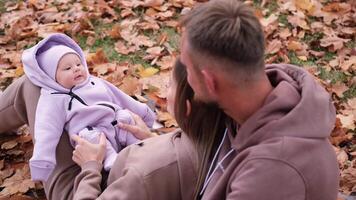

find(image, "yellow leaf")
[15,67,24,77]
[138,67,159,78]
[294,0,314,13]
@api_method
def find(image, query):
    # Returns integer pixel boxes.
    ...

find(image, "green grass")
[317,67,348,84]
[78,35,152,68]
[287,51,316,66]
[345,40,355,49]
[302,32,324,44]
[278,14,291,28]
[265,0,279,17]
[0,0,6,14]
[322,52,336,62]
[161,27,180,51]
[343,84,356,100]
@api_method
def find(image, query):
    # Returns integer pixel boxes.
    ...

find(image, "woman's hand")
[71,133,106,167]
[118,110,157,140]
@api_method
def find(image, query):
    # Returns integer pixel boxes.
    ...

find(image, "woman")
[0,60,227,199]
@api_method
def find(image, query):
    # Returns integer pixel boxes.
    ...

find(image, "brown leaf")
[0,160,4,170]
[140,71,170,98]
[260,14,278,27]
[86,36,96,46]
[86,49,109,66]
[320,36,350,51]
[287,15,309,30]
[0,165,34,196]
[115,41,136,55]
[0,168,14,180]
[340,56,356,71]
[266,39,282,54]
[279,28,292,40]
[144,0,164,7]
[118,76,141,96]
[156,55,176,70]
[1,140,18,150]
[146,46,163,56]
[337,114,355,130]
[294,0,315,13]
[132,35,155,48]
[334,147,349,167]
[287,40,304,51]
[331,82,348,98]
[156,110,178,128]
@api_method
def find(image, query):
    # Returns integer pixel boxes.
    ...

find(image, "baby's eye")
[65,67,71,70]
[76,64,81,67]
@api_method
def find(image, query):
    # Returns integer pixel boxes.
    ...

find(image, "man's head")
[180,0,265,102]
[37,45,87,88]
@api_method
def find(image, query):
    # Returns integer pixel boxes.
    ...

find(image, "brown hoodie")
[201,64,339,200]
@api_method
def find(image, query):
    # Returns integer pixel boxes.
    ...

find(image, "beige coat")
[73,131,198,200]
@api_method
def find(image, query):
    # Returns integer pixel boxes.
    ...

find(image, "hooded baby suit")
[22,33,156,181]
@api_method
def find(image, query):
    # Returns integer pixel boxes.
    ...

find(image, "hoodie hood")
[22,33,89,92]
[232,64,336,151]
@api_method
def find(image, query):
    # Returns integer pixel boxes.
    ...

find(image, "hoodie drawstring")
[51,86,88,111]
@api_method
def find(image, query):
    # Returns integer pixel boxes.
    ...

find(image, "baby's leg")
[116,110,140,147]
[78,127,117,171]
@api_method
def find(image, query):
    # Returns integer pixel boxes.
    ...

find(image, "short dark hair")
[181,0,265,73]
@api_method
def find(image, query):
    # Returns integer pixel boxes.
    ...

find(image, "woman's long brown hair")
[172,59,227,199]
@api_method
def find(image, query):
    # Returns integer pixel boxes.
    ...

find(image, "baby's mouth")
[74,75,83,81]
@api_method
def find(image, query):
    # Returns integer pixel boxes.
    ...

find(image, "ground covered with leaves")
[0,0,355,199]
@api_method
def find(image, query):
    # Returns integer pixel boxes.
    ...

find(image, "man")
[180,0,339,199]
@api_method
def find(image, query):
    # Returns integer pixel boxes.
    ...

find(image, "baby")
[22,33,156,181]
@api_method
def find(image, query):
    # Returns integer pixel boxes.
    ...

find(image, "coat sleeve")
[29,93,66,181]
[73,149,149,200]
[226,159,306,200]
[101,78,156,127]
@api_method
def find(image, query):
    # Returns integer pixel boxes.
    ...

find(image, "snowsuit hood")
[22,33,89,92]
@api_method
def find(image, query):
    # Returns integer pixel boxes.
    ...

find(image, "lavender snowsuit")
[22,33,156,181]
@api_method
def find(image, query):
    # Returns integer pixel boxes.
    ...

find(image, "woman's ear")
[186,99,191,116]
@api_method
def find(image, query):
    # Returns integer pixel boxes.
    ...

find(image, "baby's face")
[56,53,87,88]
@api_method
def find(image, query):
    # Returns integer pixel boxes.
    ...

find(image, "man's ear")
[201,69,217,97]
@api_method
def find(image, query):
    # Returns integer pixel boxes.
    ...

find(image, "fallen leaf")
[287,40,304,51]
[337,114,355,130]
[260,14,278,27]
[1,141,18,150]
[334,147,349,167]
[287,15,310,30]
[294,0,315,13]
[137,65,159,78]
[156,110,178,128]
[140,71,170,98]
[266,39,282,54]
[146,46,163,56]
[331,82,348,98]
[86,49,109,66]
[320,36,350,51]
[118,76,141,96]
[115,41,136,55]
[144,0,164,7]
[156,55,176,70]
[340,56,356,71]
